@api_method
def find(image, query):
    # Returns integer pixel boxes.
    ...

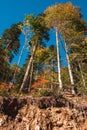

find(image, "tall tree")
[19,14,49,93]
[63,6,87,92]
[2,23,22,61]
[64,41,75,93]
[44,4,63,89]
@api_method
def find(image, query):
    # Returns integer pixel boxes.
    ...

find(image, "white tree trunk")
[78,61,86,88]
[28,60,33,92]
[12,28,30,83]
[12,41,27,82]
[51,60,54,90]
[64,41,75,94]
[55,27,62,89]
[19,43,38,93]
[5,42,10,50]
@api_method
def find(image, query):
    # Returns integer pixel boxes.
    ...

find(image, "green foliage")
[32,88,51,97]
[38,88,51,96]
[61,67,70,85]
[0,23,22,83]
[2,23,22,61]
[0,40,11,82]
[25,14,49,45]
[0,90,8,97]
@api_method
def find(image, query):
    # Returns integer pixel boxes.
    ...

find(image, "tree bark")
[28,60,34,92]
[19,43,38,93]
[78,61,86,88]
[64,41,75,94]
[55,27,62,89]
[51,60,54,90]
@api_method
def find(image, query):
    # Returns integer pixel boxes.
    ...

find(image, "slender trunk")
[28,60,33,92]
[51,60,54,90]
[78,61,86,88]
[5,43,10,50]
[12,31,29,83]
[19,43,38,93]
[64,41,75,94]
[55,27,62,89]
[12,40,27,82]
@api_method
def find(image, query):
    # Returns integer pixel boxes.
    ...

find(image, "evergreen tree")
[19,14,49,93]
[2,23,22,61]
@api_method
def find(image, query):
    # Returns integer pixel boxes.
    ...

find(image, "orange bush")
[32,79,48,88]
[0,82,9,90]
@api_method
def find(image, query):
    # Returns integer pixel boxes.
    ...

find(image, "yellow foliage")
[44,2,81,31]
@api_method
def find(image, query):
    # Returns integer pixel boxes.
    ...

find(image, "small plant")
[39,89,51,96]
[32,88,51,97]
[0,90,9,97]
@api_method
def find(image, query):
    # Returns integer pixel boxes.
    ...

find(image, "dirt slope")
[0,96,87,130]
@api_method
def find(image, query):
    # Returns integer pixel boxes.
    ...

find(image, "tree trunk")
[64,41,75,94]
[5,43,10,50]
[19,43,38,93]
[12,40,27,82]
[28,60,34,92]
[55,27,62,89]
[51,60,54,90]
[78,61,86,88]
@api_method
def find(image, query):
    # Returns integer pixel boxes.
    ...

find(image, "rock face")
[0,96,87,130]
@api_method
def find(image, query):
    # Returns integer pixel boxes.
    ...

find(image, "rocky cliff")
[0,95,87,130]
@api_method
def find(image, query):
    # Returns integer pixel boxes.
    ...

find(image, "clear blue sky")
[0,0,87,66]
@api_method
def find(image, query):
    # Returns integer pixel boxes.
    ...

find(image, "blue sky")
[0,0,87,66]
